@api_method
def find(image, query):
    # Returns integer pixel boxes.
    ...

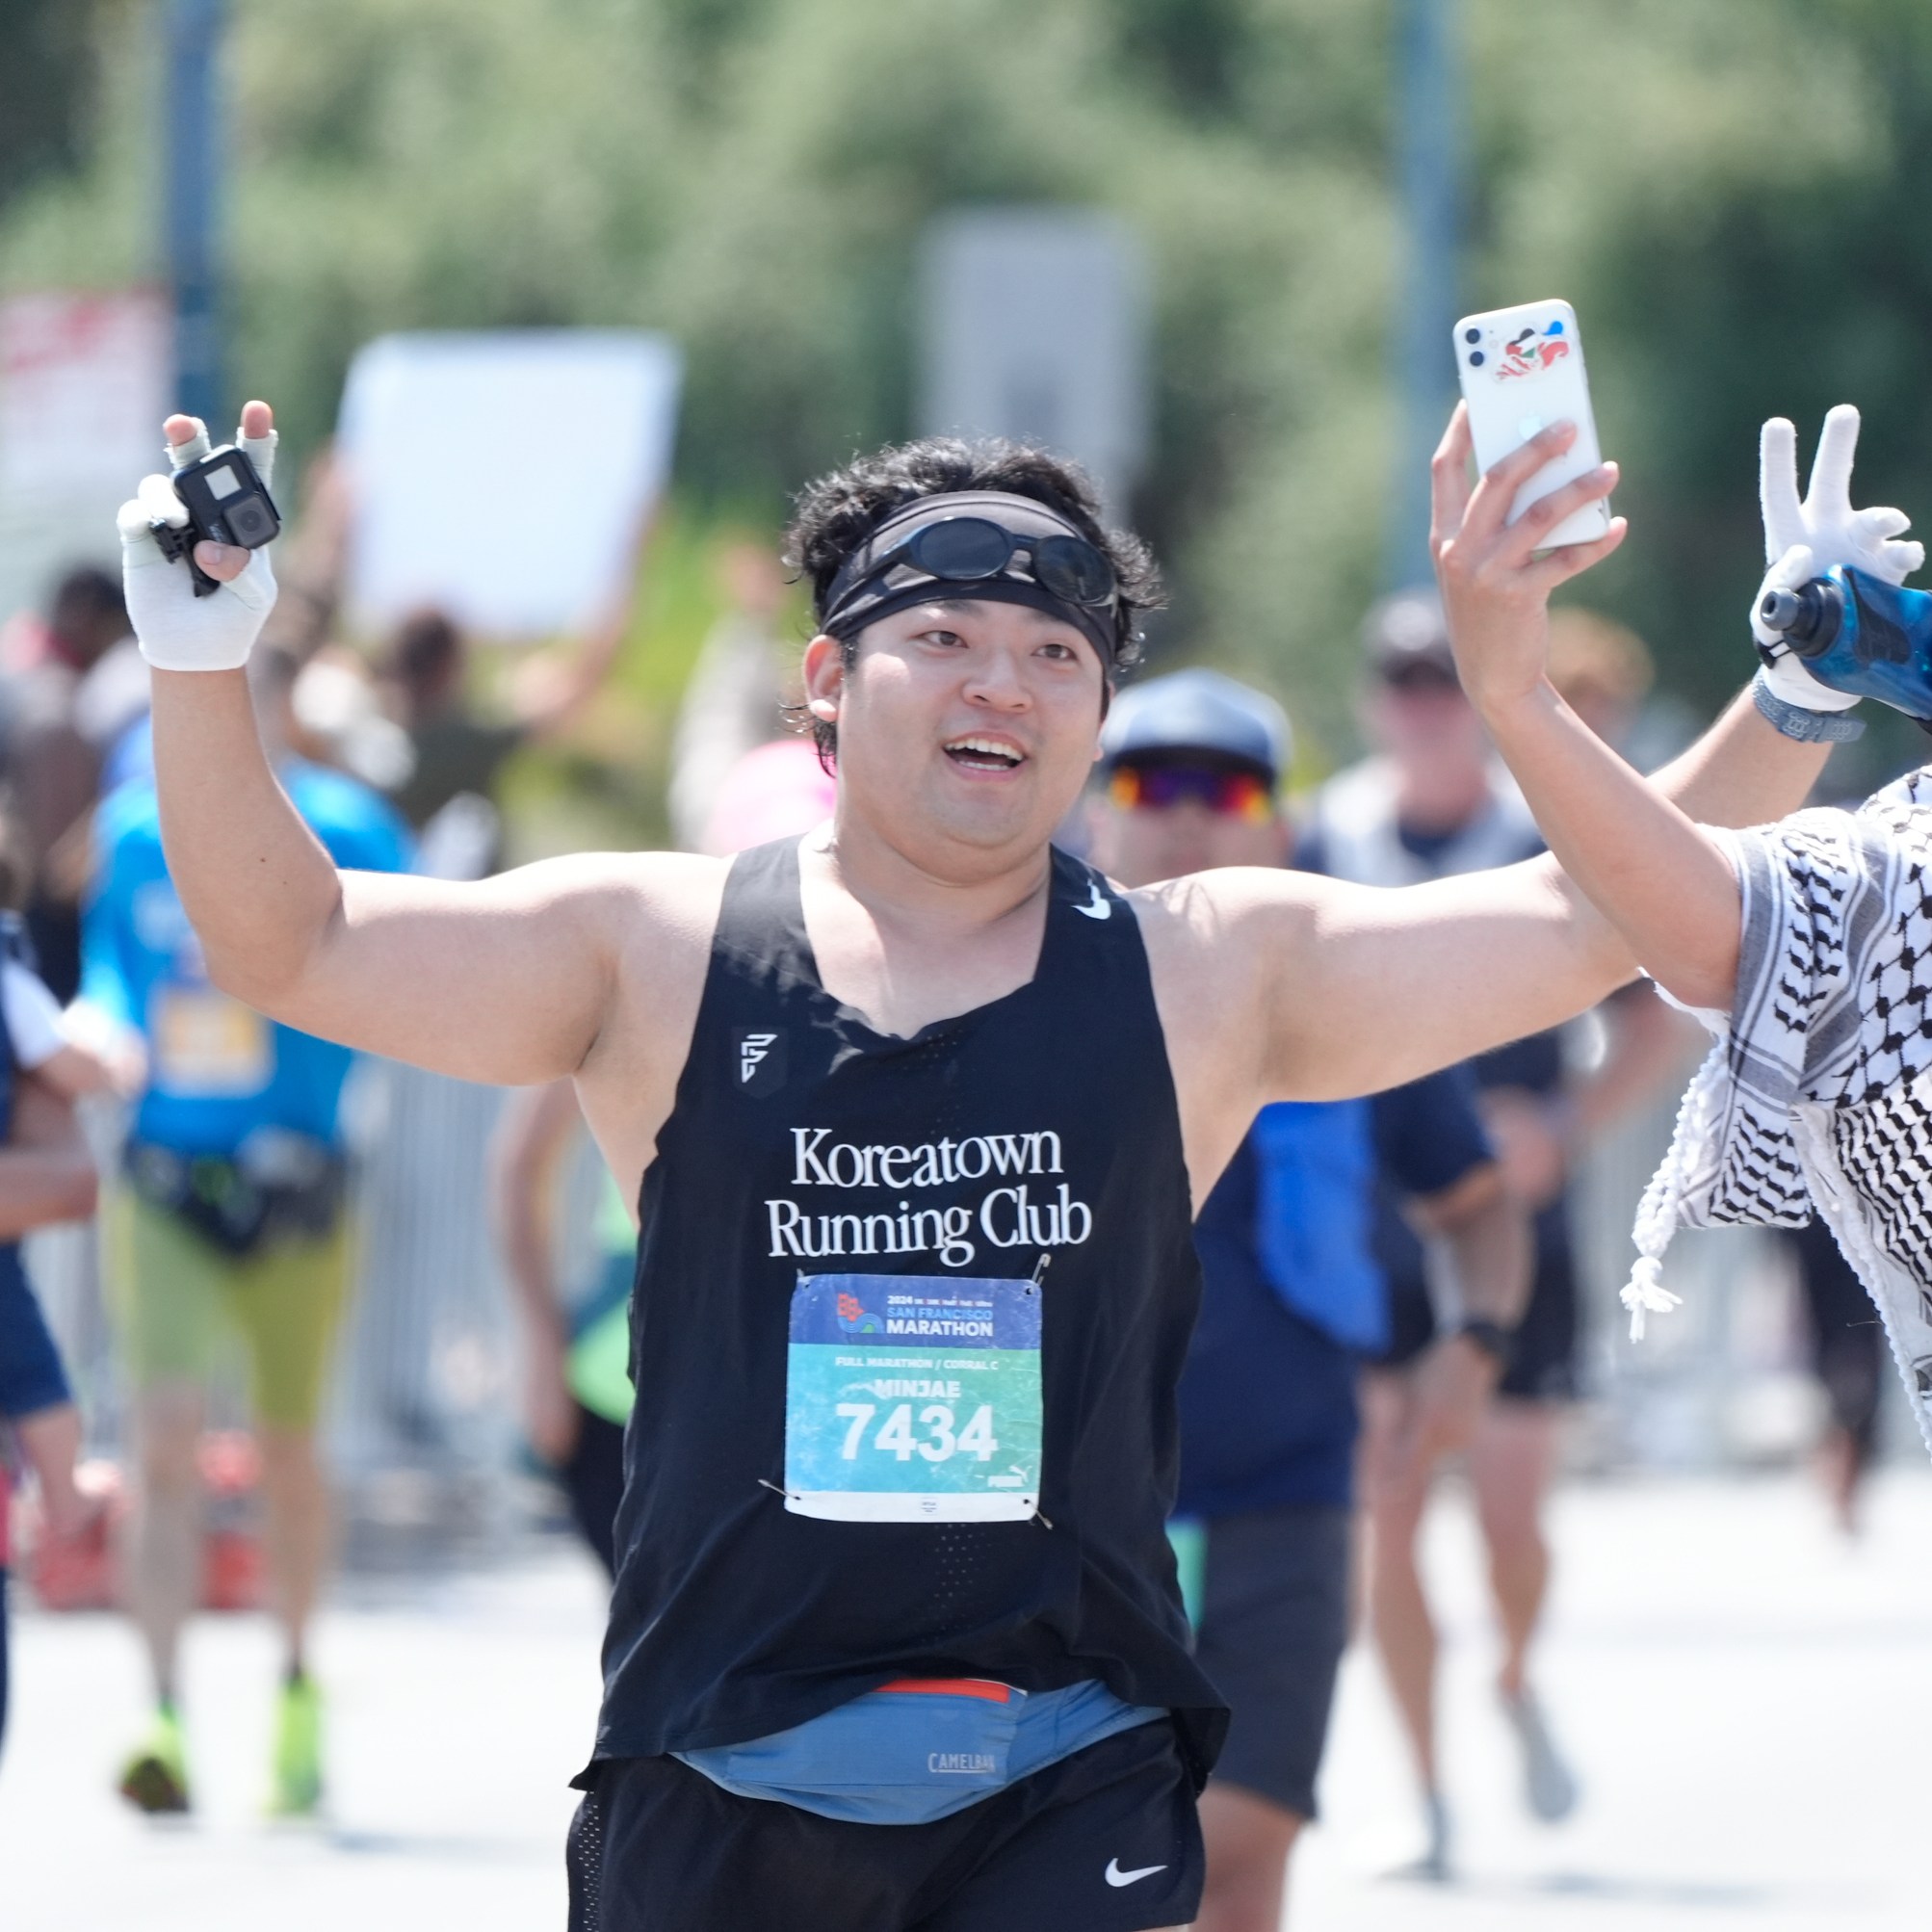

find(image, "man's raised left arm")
[1247,412,1829,1102]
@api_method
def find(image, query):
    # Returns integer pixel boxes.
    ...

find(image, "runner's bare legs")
[1195,1783,1301,1932]
[124,1383,205,1706]
[257,1424,329,1674]
[1360,1371,1444,1823]
[1469,1401,1562,1702]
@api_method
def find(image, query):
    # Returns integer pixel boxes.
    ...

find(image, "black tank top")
[593,838,1227,1780]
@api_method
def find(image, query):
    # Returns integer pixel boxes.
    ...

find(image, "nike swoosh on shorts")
[1104,1858,1167,1888]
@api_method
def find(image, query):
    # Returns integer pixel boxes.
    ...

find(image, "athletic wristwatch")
[1453,1318,1516,1369]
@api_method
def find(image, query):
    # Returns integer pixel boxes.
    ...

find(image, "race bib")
[784,1272,1043,1523]
[151,988,272,1097]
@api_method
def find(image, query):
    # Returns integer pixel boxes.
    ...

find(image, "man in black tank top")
[135,396,1837,1931]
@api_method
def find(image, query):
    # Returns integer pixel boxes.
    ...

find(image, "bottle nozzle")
[1758,579,1841,658]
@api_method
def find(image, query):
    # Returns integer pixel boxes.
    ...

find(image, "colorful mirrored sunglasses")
[1108,763,1275,821]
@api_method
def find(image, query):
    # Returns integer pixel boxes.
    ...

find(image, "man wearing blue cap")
[1302,590,1695,1868]
[1089,670,1529,1929]
[117,394,1850,1931]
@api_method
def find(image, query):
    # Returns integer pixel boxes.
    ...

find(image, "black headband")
[819,490,1122,666]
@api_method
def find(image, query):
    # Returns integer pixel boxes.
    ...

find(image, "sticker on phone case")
[1495,321,1571,381]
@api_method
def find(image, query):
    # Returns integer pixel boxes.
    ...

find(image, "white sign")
[0,290,171,622]
[919,209,1149,516]
[340,330,682,640]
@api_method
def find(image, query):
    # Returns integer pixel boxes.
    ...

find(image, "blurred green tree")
[6,0,1932,778]
[0,0,107,218]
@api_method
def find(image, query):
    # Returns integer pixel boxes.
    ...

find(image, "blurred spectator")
[85,646,411,1818]
[1544,606,1655,750]
[3,565,132,999]
[0,789,110,1760]
[1086,669,1528,1932]
[1302,589,1690,1875]
[289,648,416,796]
[695,737,835,859]
[491,1082,635,1580]
[491,731,832,1578]
[0,1051,102,1762]
[666,542,794,850]
[379,558,640,866]
[1779,1215,1887,1534]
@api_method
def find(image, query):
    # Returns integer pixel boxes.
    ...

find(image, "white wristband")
[1757,644,1862,714]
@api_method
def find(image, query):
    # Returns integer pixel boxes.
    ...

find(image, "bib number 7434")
[784,1273,1042,1523]
[835,1400,999,1463]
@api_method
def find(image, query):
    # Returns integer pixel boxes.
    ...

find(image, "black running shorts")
[566,1718,1203,1932]
[1192,1503,1351,1819]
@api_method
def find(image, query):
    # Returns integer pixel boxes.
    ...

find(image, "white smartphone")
[1451,298,1609,548]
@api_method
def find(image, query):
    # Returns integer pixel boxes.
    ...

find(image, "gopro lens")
[227,497,274,545]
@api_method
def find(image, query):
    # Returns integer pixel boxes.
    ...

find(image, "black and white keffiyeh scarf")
[1628,767,1932,1456]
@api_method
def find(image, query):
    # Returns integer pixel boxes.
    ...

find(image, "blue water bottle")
[1758,565,1932,724]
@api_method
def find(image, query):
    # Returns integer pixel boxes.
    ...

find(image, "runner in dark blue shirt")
[1300,595,1694,1873]
[1089,670,1528,1932]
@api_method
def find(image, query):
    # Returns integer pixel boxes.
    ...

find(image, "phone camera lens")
[1469,352,1485,367]
[1463,327,1481,344]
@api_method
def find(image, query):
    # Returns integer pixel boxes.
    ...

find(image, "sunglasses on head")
[1108,762,1275,822]
[1376,656,1462,694]
[850,515,1118,610]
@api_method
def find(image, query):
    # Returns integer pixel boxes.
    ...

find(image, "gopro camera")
[150,444,281,597]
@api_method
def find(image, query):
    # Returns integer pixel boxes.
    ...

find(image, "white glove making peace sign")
[118,404,281,671]
[1752,404,1923,713]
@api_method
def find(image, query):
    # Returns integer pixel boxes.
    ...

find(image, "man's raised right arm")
[129,402,692,1088]
[149,664,646,1083]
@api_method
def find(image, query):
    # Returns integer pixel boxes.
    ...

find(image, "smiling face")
[802,597,1109,878]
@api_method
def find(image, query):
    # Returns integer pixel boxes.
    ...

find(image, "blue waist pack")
[675,1678,1160,1825]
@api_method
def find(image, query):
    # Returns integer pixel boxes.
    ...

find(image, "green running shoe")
[118,1704,192,1815]
[270,1673,325,1817]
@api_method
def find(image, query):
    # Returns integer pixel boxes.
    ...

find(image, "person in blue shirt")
[1089,670,1529,1930]
[81,645,410,1818]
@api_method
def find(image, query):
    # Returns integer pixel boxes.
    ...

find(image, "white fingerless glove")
[1754,544,1860,712]
[118,416,280,671]
[1750,405,1922,713]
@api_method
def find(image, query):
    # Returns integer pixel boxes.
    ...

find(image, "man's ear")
[802,633,845,724]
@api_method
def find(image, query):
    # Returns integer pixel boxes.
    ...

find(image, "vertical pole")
[1385,0,1464,590]
[165,0,225,426]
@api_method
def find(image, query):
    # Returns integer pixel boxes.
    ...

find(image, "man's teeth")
[948,738,1022,766]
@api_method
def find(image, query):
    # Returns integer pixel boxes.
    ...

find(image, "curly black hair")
[781,437,1161,767]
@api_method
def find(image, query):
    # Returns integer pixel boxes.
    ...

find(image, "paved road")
[2,1468,1926,1929]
